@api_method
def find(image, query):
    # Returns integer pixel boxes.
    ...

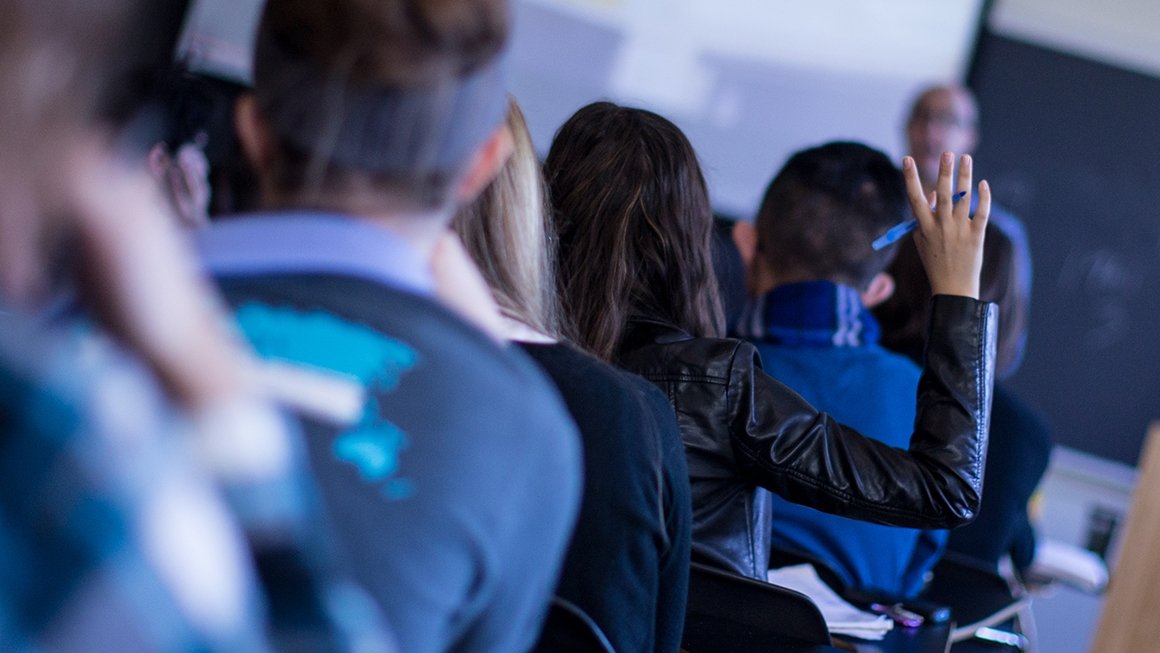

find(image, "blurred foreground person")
[0,1,396,651]
[196,2,582,652]
[1,1,265,650]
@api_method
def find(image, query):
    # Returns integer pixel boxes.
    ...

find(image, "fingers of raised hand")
[954,154,973,221]
[902,156,933,223]
[974,179,992,234]
[935,151,956,212]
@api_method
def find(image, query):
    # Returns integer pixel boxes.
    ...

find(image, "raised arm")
[732,151,996,527]
[733,294,995,527]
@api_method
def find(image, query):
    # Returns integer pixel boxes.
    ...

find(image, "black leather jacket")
[617,295,997,579]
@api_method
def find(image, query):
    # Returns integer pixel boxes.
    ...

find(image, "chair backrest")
[682,561,831,652]
[532,596,615,653]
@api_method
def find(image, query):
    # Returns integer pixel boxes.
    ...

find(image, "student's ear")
[861,272,895,308]
[455,125,514,204]
[234,94,274,170]
[732,220,758,271]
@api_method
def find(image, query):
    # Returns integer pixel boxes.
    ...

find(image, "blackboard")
[968,31,1160,466]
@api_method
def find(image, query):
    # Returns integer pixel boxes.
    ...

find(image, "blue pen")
[871,191,967,251]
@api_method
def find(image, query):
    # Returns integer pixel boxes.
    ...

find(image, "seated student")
[9,1,401,649]
[196,2,583,652]
[0,1,283,649]
[453,100,691,653]
[0,142,274,653]
[738,141,946,599]
[875,223,1052,577]
[545,101,997,582]
[0,269,271,653]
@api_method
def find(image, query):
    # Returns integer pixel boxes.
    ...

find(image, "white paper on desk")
[767,564,893,640]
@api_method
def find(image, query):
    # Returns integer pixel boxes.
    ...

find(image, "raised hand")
[902,152,990,299]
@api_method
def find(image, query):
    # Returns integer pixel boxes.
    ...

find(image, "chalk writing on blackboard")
[1057,248,1139,350]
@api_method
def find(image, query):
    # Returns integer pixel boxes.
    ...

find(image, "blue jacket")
[742,280,946,598]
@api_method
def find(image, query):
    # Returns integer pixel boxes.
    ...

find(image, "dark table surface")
[751,621,952,653]
[832,621,952,653]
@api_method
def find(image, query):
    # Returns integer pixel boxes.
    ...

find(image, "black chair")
[532,596,615,653]
[681,561,832,653]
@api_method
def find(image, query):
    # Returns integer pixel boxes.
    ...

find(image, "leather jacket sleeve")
[729,295,997,528]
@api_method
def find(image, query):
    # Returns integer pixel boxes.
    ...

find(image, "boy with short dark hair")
[741,141,945,598]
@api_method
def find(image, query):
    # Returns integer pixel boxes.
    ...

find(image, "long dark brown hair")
[544,101,723,361]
